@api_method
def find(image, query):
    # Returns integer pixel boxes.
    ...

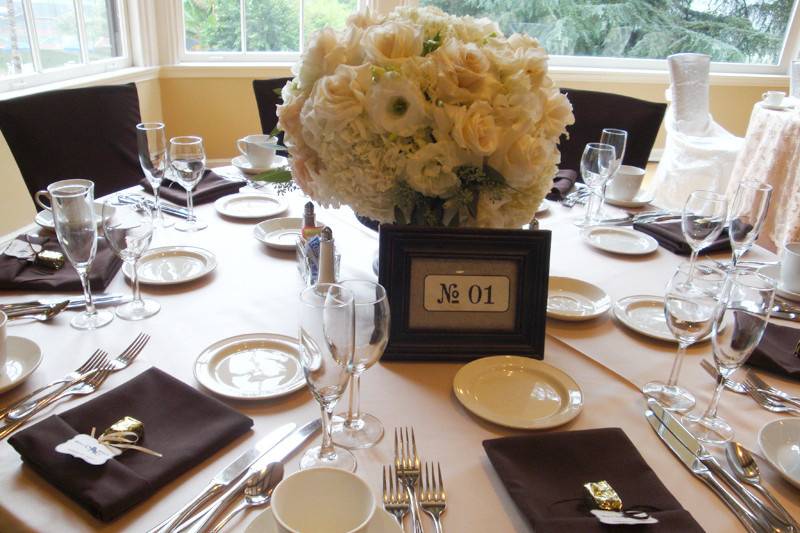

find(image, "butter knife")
[147,422,296,533]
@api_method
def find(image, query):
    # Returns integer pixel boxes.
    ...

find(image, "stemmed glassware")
[682,190,727,279]
[683,270,776,444]
[169,136,207,232]
[136,122,173,229]
[298,283,357,472]
[728,180,773,267]
[49,179,114,330]
[101,198,160,321]
[332,280,390,449]
[599,128,628,207]
[642,263,724,412]
[576,142,616,227]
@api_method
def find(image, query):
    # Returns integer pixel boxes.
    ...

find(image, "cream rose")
[540,87,575,139]
[306,65,368,126]
[363,21,423,65]
[295,28,347,92]
[447,101,499,156]
[489,134,557,189]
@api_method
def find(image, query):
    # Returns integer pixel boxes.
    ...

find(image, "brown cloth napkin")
[0,234,121,291]
[8,367,253,522]
[547,169,578,201]
[140,169,242,205]
[483,428,704,533]
[632,220,730,256]
[747,322,800,379]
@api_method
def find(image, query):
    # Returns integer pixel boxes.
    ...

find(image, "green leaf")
[252,167,293,183]
[272,87,282,96]
[394,206,407,225]
[269,126,282,137]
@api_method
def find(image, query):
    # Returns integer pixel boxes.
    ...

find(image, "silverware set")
[117,193,190,220]
[700,360,800,415]
[0,294,126,322]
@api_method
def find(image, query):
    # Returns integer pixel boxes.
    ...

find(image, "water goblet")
[136,122,173,229]
[101,198,160,321]
[50,179,114,330]
[169,136,207,232]
[332,280,390,449]
[298,283,357,472]
[682,190,727,280]
[576,142,615,227]
[599,128,627,212]
[728,180,772,267]
[682,270,776,444]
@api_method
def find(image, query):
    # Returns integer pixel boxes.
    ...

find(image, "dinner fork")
[383,465,409,527]
[395,427,424,533]
[745,371,800,407]
[747,387,800,415]
[420,462,446,533]
[700,360,800,411]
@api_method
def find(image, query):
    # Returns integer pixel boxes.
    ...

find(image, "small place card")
[55,434,121,466]
[423,274,510,312]
[591,510,659,525]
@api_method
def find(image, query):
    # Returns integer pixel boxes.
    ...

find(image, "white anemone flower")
[366,72,430,137]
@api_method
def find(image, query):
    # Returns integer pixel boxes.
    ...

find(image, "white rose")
[295,28,347,92]
[366,72,429,137]
[405,141,460,198]
[489,133,557,189]
[540,87,575,139]
[363,21,423,65]
[447,101,499,156]
[347,8,380,29]
[306,65,368,126]
[432,40,500,104]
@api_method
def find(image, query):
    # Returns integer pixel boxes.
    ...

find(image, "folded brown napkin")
[547,169,578,201]
[140,169,242,205]
[632,220,730,256]
[0,234,121,291]
[747,322,800,379]
[483,429,703,532]
[8,367,253,522]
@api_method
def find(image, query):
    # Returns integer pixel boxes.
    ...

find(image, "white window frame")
[0,0,133,93]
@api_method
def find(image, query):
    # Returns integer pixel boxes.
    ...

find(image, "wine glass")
[136,122,173,229]
[642,263,724,412]
[600,128,628,209]
[683,270,776,444]
[49,179,114,330]
[101,198,160,321]
[728,180,773,267]
[332,280,390,449]
[682,190,727,280]
[169,136,207,232]
[298,283,357,471]
[577,142,616,227]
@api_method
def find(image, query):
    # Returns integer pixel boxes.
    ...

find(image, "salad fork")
[745,371,800,407]
[420,462,446,533]
[395,427,424,533]
[383,465,409,526]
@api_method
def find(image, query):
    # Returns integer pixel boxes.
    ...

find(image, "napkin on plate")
[8,367,253,522]
[0,234,121,291]
[547,169,578,202]
[140,169,242,205]
[747,322,800,379]
[632,220,730,256]
[483,428,703,532]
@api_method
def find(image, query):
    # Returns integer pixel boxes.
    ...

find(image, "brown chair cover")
[253,78,291,158]
[0,83,144,205]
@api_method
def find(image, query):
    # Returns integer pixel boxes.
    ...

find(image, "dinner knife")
[0,294,125,312]
[178,418,322,533]
[147,422,296,533]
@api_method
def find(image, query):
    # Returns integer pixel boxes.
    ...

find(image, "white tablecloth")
[0,179,798,532]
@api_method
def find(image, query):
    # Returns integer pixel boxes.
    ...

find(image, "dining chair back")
[252,77,291,158]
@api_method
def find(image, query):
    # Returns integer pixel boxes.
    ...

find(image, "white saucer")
[760,102,794,111]
[536,200,550,215]
[232,155,286,175]
[0,337,43,394]
[35,201,105,231]
[246,507,401,533]
[582,226,658,256]
[453,355,583,429]
[758,419,800,489]
[604,191,654,208]
[547,276,610,321]
[253,217,326,251]
[195,333,306,400]
[214,192,288,219]
[123,246,217,285]
[759,264,800,303]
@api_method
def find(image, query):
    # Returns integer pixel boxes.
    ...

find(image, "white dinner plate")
[123,246,217,285]
[246,507,401,533]
[214,192,288,220]
[547,276,610,321]
[759,264,800,303]
[253,217,326,251]
[604,190,654,208]
[195,333,306,400]
[453,355,583,429]
[582,226,658,256]
[232,154,287,175]
[0,337,43,394]
[758,419,800,489]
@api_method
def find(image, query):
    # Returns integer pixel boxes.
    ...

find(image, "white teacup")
[35,179,96,212]
[272,468,375,533]
[0,311,7,378]
[237,134,276,168]
[762,91,786,107]
[606,165,646,201]
[781,242,800,294]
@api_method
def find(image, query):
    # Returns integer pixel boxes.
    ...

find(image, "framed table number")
[378,225,551,361]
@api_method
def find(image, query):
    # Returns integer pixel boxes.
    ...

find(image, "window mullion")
[74,0,90,64]
[21,0,42,73]
[240,0,247,53]
[299,0,304,52]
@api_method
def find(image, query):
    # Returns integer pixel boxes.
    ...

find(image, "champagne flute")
[576,142,615,227]
[642,263,724,412]
[298,283,357,471]
[49,179,114,330]
[136,122,173,229]
[169,136,207,232]
[682,190,727,280]
[599,128,627,209]
[683,270,776,444]
[332,280,390,449]
[728,180,773,267]
[101,198,160,321]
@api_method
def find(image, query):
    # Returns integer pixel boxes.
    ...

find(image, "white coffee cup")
[762,91,786,107]
[272,467,375,533]
[237,134,276,168]
[606,165,646,201]
[781,242,800,294]
[0,311,7,378]
[34,179,106,222]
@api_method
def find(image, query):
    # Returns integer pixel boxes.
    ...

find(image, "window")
[0,0,129,92]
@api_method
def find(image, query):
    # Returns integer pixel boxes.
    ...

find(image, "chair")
[0,83,144,204]
[253,77,291,135]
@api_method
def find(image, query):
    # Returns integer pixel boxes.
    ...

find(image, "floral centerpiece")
[276,6,574,228]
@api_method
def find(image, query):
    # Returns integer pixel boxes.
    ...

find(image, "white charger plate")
[246,508,401,533]
[453,355,583,429]
[582,226,658,256]
[214,192,288,220]
[759,264,800,303]
[123,246,217,285]
[195,333,306,400]
[758,419,800,489]
[0,337,43,394]
[604,190,654,208]
[547,276,610,321]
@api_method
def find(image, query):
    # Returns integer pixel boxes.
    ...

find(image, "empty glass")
[682,190,727,279]
[298,283,356,471]
[332,280,390,449]
[50,179,114,330]
[577,142,616,227]
[683,270,776,444]
[101,198,159,321]
[136,122,173,229]
[642,263,724,412]
[169,136,207,232]
[728,180,772,267]
[599,128,627,209]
